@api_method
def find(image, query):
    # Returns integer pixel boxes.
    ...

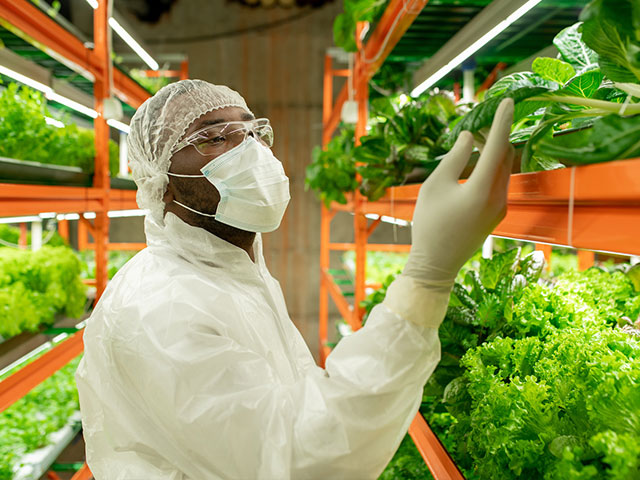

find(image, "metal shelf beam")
[0,0,149,108]
[0,183,138,216]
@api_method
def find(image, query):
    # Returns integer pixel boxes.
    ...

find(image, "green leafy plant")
[305,125,357,207]
[358,247,640,479]
[0,82,120,176]
[0,356,81,479]
[446,0,640,173]
[0,246,86,339]
[76,249,138,280]
[129,69,172,95]
[333,0,388,52]
[0,223,66,249]
[370,63,416,99]
[342,250,408,284]
[355,95,459,200]
[378,435,433,480]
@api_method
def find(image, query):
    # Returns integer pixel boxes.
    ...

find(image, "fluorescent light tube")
[57,213,80,220]
[411,0,543,97]
[107,118,131,134]
[0,65,52,94]
[109,17,159,70]
[46,92,98,118]
[85,1,158,70]
[0,216,42,224]
[45,116,65,128]
[0,64,100,119]
[107,209,147,218]
[364,213,410,227]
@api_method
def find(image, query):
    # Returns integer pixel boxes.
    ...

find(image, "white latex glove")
[384,98,514,327]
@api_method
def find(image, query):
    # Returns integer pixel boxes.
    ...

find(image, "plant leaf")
[579,0,640,82]
[333,13,357,52]
[536,114,640,165]
[486,72,557,99]
[553,23,599,72]
[561,70,605,98]
[446,87,551,149]
[532,57,576,84]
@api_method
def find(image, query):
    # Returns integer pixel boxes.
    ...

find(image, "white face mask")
[167,137,290,233]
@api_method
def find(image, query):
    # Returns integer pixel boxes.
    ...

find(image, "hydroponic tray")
[0,157,136,190]
[0,315,87,372]
[12,411,82,480]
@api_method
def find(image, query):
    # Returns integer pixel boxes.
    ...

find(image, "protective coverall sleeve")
[111,292,448,480]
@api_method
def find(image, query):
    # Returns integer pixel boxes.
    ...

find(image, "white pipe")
[482,236,493,259]
[31,220,42,251]
[119,131,129,176]
[463,68,475,102]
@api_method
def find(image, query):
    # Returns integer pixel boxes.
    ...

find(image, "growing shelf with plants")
[0,0,160,477]
[312,0,640,477]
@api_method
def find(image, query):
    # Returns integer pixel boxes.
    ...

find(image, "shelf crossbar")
[0,0,149,108]
[408,412,465,480]
[0,331,84,413]
[321,269,355,329]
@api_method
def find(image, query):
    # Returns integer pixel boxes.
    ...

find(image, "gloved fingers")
[473,128,490,155]
[490,142,515,205]
[431,131,474,183]
[468,98,514,189]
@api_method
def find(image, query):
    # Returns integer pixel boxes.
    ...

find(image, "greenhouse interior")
[0,0,639,478]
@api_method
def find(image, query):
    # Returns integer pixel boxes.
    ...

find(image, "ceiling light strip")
[411,0,543,97]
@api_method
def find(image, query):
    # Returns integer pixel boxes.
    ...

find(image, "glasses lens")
[255,125,274,147]
[190,119,274,156]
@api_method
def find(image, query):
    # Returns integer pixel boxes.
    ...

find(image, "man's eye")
[203,135,225,145]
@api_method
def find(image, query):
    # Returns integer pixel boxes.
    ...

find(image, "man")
[76,79,514,479]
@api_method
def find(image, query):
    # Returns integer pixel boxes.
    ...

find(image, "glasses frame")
[171,118,273,157]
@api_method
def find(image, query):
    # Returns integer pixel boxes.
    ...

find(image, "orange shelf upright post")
[322,0,430,143]
[19,222,28,249]
[93,0,111,302]
[319,53,339,367]
[351,23,369,331]
[578,249,595,270]
[58,219,69,243]
[180,59,189,80]
[408,413,465,480]
[535,243,553,271]
[70,463,94,480]
[319,207,333,367]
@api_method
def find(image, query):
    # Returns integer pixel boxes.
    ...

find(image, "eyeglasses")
[171,118,274,157]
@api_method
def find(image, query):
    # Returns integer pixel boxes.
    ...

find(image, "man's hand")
[402,98,515,291]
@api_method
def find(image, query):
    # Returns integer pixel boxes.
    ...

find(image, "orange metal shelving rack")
[0,1,153,477]
[319,1,466,478]
[318,1,640,479]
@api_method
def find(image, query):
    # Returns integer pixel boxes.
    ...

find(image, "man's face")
[165,106,255,217]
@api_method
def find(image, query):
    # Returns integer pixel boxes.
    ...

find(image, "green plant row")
[76,249,138,281]
[0,245,86,339]
[447,0,640,172]
[306,94,462,206]
[363,250,640,479]
[0,82,120,176]
[314,0,640,207]
[0,356,81,479]
[333,0,388,52]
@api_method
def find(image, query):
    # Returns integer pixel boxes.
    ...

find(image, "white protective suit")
[75,213,447,479]
[75,80,451,479]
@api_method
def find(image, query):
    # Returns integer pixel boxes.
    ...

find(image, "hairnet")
[127,79,253,223]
